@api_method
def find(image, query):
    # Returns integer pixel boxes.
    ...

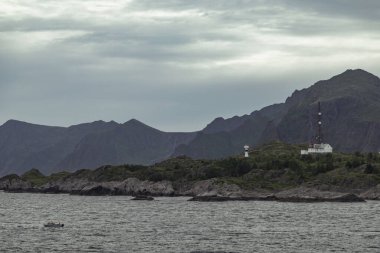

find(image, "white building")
[301,143,333,155]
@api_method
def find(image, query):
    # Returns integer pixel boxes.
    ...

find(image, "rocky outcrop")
[274,187,365,202]
[120,178,174,196]
[0,174,372,202]
[0,175,33,192]
[184,179,276,201]
[131,195,154,200]
[0,176,175,196]
[359,184,380,200]
[41,178,91,193]
[188,195,276,202]
[187,183,365,202]
[189,196,234,201]
[55,177,175,196]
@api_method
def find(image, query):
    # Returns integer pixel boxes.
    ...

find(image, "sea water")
[0,191,379,252]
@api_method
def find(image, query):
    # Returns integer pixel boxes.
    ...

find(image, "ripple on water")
[0,193,379,252]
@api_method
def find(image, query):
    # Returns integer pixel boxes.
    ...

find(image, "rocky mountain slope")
[174,69,380,158]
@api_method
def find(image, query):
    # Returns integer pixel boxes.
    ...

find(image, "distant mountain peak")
[92,120,105,123]
[202,115,251,134]
[86,120,119,126]
[124,118,144,125]
[285,69,380,106]
[342,68,373,75]
[123,118,158,131]
[330,69,380,83]
[1,119,49,129]
[3,119,27,125]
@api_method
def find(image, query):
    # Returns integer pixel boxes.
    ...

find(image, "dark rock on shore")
[0,174,32,191]
[189,196,232,202]
[274,187,365,202]
[78,185,115,196]
[0,174,372,202]
[0,176,176,196]
[131,195,154,200]
[188,195,277,202]
[276,193,365,203]
[359,184,380,200]
[40,186,62,194]
[189,193,365,203]
[188,185,365,203]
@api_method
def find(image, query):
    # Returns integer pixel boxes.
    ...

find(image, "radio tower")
[301,101,333,155]
[316,101,323,144]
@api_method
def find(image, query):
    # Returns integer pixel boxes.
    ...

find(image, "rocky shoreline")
[0,175,378,202]
[188,193,365,202]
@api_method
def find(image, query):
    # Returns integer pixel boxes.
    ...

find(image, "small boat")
[44,222,64,228]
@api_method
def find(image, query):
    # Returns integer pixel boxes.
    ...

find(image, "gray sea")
[0,191,379,252]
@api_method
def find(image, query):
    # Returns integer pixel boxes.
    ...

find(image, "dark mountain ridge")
[1,69,380,175]
[0,119,195,176]
[56,119,196,170]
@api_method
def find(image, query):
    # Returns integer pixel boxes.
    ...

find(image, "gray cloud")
[0,0,380,131]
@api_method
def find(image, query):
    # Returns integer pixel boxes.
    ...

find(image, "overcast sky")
[1,0,380,131]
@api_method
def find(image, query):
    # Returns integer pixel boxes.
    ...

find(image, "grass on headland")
[9,142,380,190]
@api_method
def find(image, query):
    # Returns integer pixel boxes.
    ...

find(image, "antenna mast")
[317,101,323,144]
[301,101,333,155]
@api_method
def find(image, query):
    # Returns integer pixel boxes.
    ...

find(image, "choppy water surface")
[0,192,379,252]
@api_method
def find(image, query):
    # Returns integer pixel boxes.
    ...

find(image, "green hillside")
[12,142,380,191]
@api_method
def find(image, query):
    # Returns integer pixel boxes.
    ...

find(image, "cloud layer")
[1,0,380,131]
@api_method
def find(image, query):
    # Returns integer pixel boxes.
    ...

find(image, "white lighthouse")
[244,145,249,158]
